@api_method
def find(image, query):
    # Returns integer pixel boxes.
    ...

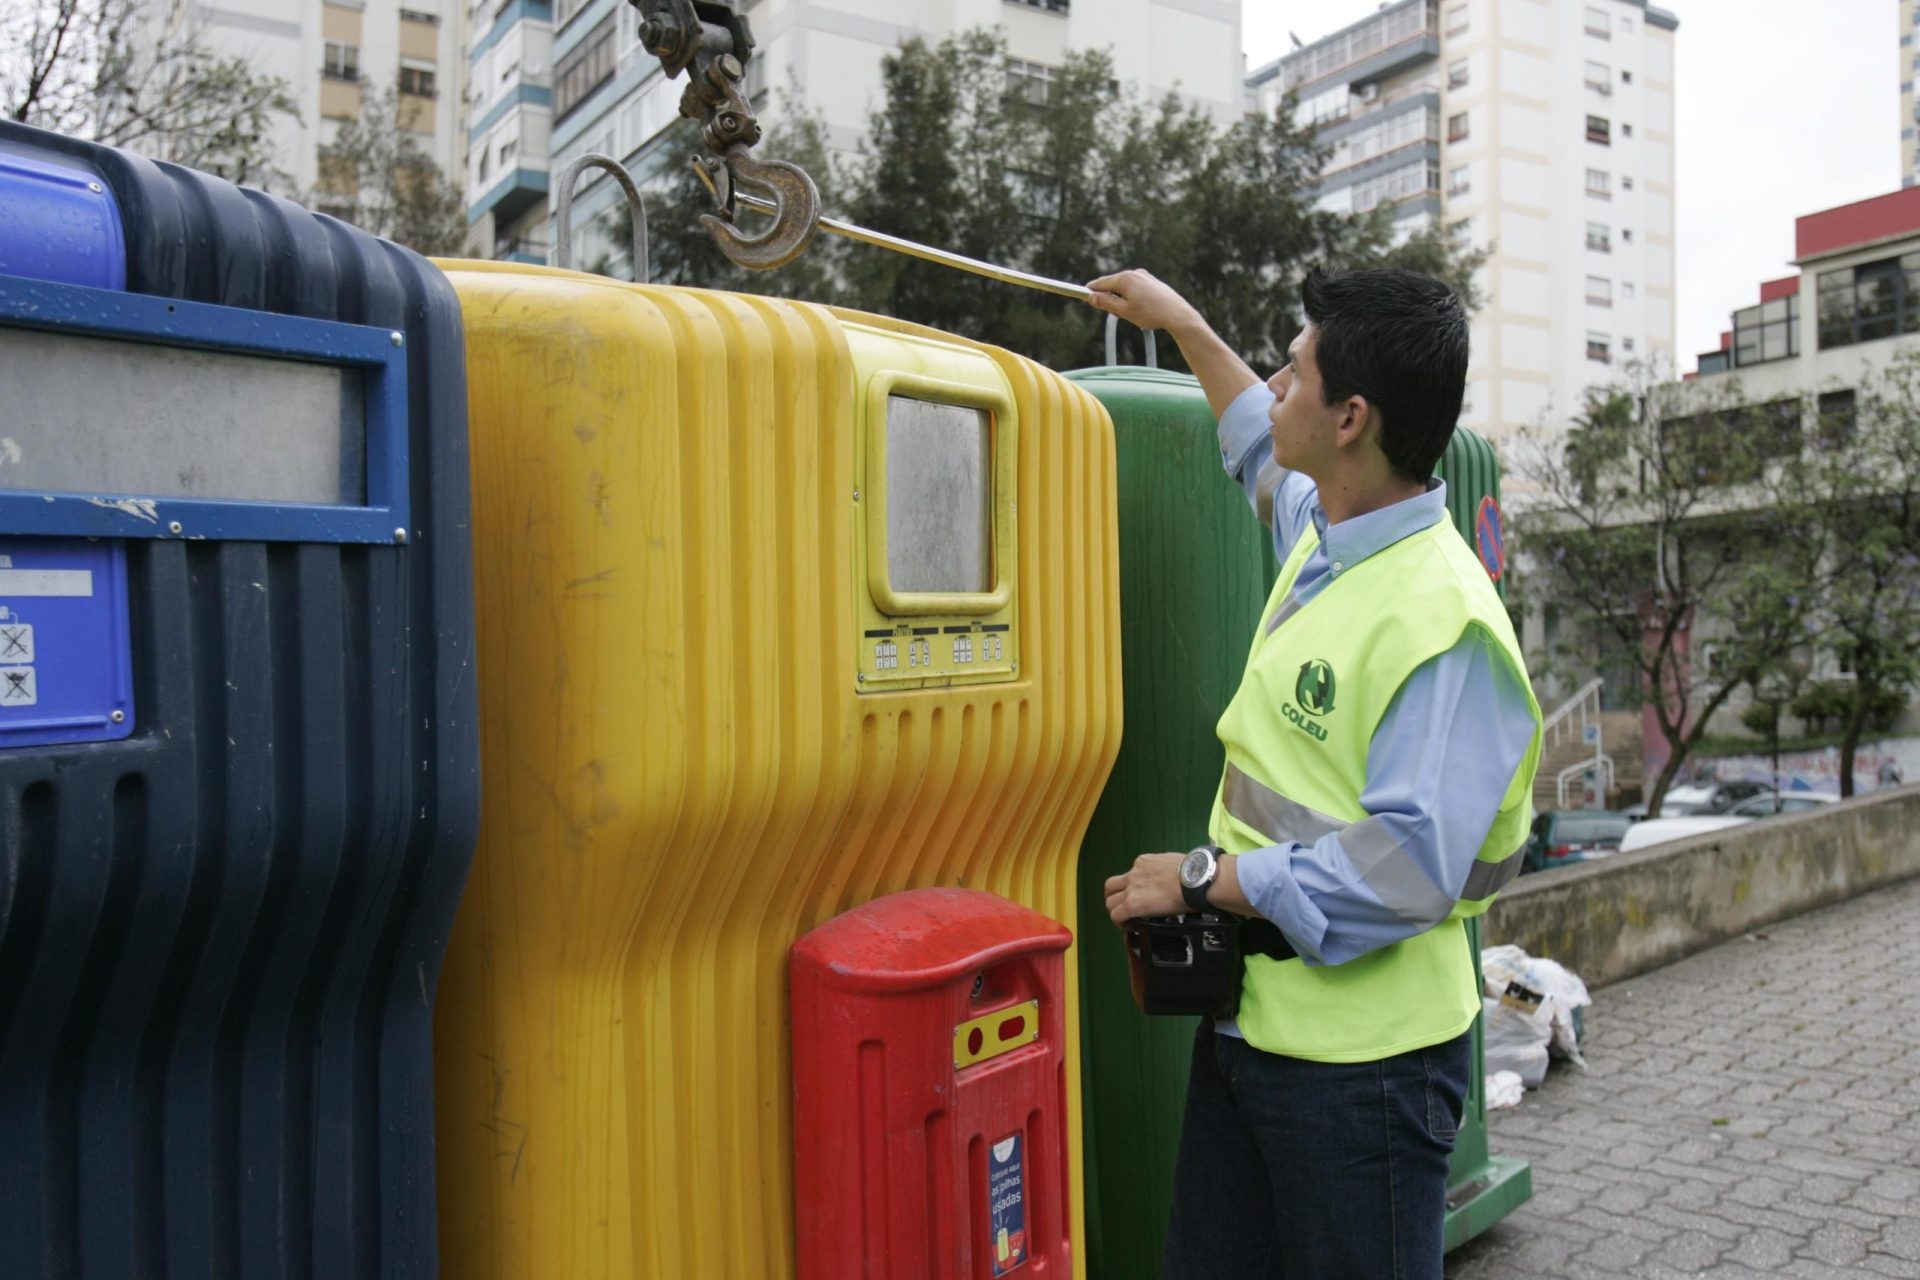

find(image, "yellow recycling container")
[432,261,1122,1280]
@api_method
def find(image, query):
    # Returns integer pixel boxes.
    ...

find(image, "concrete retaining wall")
[1483,786,1920,990]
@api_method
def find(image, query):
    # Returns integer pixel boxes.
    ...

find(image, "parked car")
[1522,809,1634,873]
[1725,791,1838,817]
[1618,813,1750,853]
[1623,779,1774,820]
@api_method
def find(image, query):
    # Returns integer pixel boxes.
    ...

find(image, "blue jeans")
[1160,1022,1470,1280]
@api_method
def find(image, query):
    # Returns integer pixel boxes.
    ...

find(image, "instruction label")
[988,1133,1027,1275]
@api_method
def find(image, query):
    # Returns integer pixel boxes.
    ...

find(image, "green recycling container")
[1068,362,1527,1276]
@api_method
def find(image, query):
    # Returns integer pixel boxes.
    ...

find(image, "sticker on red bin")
[989,1133,1027,1275]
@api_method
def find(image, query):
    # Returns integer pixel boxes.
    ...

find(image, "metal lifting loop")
[1104,313,1161,368]
[552,152,650,280]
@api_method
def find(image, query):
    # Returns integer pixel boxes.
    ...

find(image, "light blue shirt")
[1212,382,1536,994]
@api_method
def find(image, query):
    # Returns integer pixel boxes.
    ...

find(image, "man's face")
[1265,326,1343,473]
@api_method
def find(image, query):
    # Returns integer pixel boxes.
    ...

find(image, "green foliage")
[1737,700,1779,738]
[314,82,466,256]
[1510,368,1826,813]
[5,0,300,190]
[599,28,1485,370]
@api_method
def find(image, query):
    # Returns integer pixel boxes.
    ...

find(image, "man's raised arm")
[1086,269,1261,419]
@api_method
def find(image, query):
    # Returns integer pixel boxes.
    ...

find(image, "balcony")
[1279,0,1437,95]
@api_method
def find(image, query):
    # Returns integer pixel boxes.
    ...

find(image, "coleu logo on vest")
[1295,660,1336,716]
[1282,659,1336,742]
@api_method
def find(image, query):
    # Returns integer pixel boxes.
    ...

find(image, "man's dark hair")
[1300,266,1468,483]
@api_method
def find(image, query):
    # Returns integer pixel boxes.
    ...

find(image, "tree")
[1511,367,1826,816]
[1804,356,1920,795]
[5,0,299,189]
[315,82,466,256]
[595,28,1484,372]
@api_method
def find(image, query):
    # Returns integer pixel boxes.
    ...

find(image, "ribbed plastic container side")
[434,265,1121,1280]
[0,121,478,1280]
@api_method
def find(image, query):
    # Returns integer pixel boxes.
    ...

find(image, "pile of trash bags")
[1480,945,1591,1109]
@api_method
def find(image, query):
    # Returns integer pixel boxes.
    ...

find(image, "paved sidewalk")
[1447,876,1920,1280]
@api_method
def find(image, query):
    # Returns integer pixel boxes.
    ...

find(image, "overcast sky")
[1242,1,1899,366]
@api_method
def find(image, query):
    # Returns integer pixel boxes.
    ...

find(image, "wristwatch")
[1178,844,1223,913]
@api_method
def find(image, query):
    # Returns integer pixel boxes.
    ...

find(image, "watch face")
[1180,847,1212,889]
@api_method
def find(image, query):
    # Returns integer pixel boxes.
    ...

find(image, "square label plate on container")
[0,538,133,749]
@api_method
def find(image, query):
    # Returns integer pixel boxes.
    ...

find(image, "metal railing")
[1541,677,1616,808]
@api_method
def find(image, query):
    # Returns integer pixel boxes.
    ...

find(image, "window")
[1623,337,1635,352]
[553,15,616,120]
[556,0,591,27]
[477,146,490,182]
[1623,281,1636,299]
[323,41,360,82]
[1448,58,1469,89]
[1448,111,1470,142]
[1297,83,1351,127]
[1621,69,1633,84]
[1622,123,1633,138]
[1448,164,1470,196]
[1586,167,1611,199]
[499,138,517,164]
[1622,227,1634,242]
[1006,0,1071,12]
[1007,58,1055,106]
[1587,332,1611,363]
[1622,175,1634,190]
[1446,3,1468,36]
[399,65,438,97]
[1586,115,1611,145]
[1586,221,1611,252]
[1585,60,1611,94]
[1587,275,1612,307]
[1819,252,1920,349]
[1448,217,1473,251]
[1349,159,1439,213]
[399,7,439,23]
[1585,5,1610,37]
[1734,294,1800,365]
[1816,389,1857,446]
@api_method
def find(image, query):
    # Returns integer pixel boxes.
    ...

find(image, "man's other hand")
[1104,852,1185,926]
[1085,269,1201,334]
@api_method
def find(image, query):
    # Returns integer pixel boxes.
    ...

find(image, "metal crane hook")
[692,144,821,271]
[552,152,650,279]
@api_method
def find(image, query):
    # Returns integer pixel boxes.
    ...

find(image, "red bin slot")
[790,888,1074,1279]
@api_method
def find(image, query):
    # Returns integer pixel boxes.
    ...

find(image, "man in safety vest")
[1087,265,1543,1280]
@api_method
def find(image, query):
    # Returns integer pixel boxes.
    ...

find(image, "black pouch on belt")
[1123,913,1297,1019]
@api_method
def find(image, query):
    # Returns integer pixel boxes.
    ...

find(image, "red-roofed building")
[1693,184,1920,382]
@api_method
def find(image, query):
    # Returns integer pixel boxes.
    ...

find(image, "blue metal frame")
[0,273,410,544]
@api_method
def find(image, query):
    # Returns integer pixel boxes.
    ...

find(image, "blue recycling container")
[0,123,479,1277]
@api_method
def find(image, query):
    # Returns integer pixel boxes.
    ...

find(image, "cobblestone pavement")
[1447,877,1920,1280]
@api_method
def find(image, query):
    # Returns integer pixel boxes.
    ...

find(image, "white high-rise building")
[1903,0,1919,187]
[1249,0,1679,451]
[480,0,1248,268]
[187,0,469,202]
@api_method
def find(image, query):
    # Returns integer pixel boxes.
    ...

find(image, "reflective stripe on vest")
[1221,763,1527,922]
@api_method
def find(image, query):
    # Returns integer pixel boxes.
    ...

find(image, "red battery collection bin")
[790,888,1074,1279]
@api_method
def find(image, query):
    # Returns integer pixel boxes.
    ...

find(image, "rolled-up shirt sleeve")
[1217,381,1315,561]
[1231,628,1537,967]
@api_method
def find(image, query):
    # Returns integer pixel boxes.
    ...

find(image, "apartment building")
[465,0,554,260]
[1249,0,1679,450]
[192,0,467,199]
[1904,0,1919,187]
[474,0,1246,267]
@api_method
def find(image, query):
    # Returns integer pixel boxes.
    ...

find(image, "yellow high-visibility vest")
[1209,515,1542,1063]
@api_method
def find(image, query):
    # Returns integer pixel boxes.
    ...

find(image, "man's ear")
[1333,394,1374,449]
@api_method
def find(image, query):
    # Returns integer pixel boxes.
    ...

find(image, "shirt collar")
[1310,479,1449,576]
